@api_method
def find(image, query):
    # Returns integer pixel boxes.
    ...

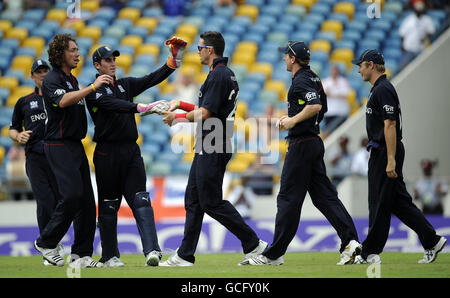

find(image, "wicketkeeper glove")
[137,100,170,116]
[165,36,187,69]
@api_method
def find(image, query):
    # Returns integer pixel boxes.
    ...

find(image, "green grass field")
[1,252,449,278]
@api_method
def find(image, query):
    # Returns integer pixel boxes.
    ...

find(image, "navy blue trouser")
[37,140,96,257]
[264,136,358,260]
[361,141,440,258]
[25,151,59,233]
[177,152,260,263]
[94,142,160,262]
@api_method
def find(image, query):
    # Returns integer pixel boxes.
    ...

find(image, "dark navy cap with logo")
[31,59,50,73]
[352,49,385,65]
[92,46,120,63]
[278,41,310,60]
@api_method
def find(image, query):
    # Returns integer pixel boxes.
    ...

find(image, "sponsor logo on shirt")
[66,81,73,89]
[118,85,125,93]
[305,92,317,101]
[54,89,66,96]
[383,105,394,114]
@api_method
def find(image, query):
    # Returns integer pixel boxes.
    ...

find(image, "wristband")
[179,100,195,112]
[91,84,96,92]
[175,113,188,119]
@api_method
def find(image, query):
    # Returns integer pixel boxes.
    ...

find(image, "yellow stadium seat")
[227,158,250,173]
[0,20,12,35]
[81,0,100,11]
[249,62,273,80]
[46,9,67,25]
[160,80,175,94]
[265,80,286,101]
[334,2,355,20]
[183,152,195,163]
[330,48,354,71]
[196,72,208,84]
[309,40,331,54]
[118,7,141,24]
[0,146,5,167]
[115,53,133,74]
[175,23,198,41]
[7,85,35,107]
[23,37,45,57]
[235,41,258,55]
[79,26,102,43]
[121,35,143,50]
[321,20,343,40]
[292,0,316,11]
[135,17,158,33]
[1,126,10,137]
[6,27,28,44]
[11,55,34,75]
[183,52,202,71]
[235,101,248,119]
[270,139,288,158]
[65,19,85,35]
[0,77,19,93]
[232,52,256,68]
[236,5,259,22]
[136,44,160,58]
[347,88,359,115]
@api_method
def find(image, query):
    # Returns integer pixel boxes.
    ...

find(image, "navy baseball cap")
[92,46,120,63]
[352,49,385,65]
[31,59,50,73]
[278,41,310,60]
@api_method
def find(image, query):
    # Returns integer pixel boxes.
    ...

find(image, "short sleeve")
[200,76,226,114]
[42,75,66,107]
[377,89,397,120]
[10,99,24,131]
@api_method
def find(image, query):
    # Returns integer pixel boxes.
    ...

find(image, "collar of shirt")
[292,65,311,80]
[211,57,228,71]
[371,74,387,92]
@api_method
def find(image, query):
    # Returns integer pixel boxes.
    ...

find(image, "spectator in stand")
[351,137,370,177]
[414,159,448,215]
[328,136,353,186]
[399,0,435,68]
[322,65,351,137]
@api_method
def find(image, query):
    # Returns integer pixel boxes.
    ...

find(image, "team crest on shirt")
[29,101,39,109]
[66,81,73,89]
[118,85,125,93]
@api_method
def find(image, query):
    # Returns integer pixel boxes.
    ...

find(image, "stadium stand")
[0,0,448,185]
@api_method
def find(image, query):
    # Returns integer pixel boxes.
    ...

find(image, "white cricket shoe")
[146,250,162,267]
[246,254,284,266]
[337,240,362,265]
[418,236,447,264]
[34,240,64,267]
[103,256,125,267]
[353,254,381,264]
[159,251,194,267]
[69,255,103,268]
[238,240,268,266]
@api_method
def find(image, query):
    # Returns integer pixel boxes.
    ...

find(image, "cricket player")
[85,37,186,267]
[159,31,267,266]
[33,34,112,267]
[352,49,446,264]
[244,41,361,266]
